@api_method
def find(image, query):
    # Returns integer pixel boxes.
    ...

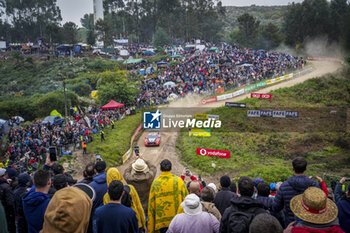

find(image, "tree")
[95,19,112,48]
[87,29,96,46]
[61,22,78,44]
[237,13,260,47]
[261,23,283,50]
[153,27,171,48]
[80,13,94,30]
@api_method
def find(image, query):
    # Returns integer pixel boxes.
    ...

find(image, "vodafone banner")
[196,148,230,159]
[201,96,217,105]
[251,93,272,99]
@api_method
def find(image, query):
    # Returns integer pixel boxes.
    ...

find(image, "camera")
[345,178,350,182]
[186,168,190,176]
[96,154,101,161]
[134,146,140,156]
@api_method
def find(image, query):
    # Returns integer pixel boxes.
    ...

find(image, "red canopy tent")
[101,100,125,109]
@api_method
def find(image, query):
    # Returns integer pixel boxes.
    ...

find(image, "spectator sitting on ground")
[22,169,51,233]
[148,159,188,233]
[93,180,139,233]
[284,187,343,233]
[79,162,95,184]
[334,177,350,233]
[40,184,94,233]
[220,176,266,233]
[103,167,146,233]
[214,175,237,215]
[273,157,320,228]
[167,193,220,233]
[201,186,221,221]
[249,213,283,233]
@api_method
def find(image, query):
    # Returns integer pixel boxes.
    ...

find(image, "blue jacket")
[93,203,138,233]
[272,175,319,226]
[335,183,350,233]
[89,172,107,210]
[22,191,50,233]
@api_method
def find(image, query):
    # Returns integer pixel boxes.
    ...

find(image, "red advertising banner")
[201,96,217,105]
[196,148,230,159]
[216,87,225,94]
[251,93,272,99]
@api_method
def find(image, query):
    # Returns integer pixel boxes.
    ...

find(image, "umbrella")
[163,81,176,89]
[13,116,24,122]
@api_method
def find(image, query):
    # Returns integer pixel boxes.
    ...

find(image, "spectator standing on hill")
[273,157,320,227]
[80,163,96,184]
[0,168,15,233]
[100,130,105,142]
[220,176,266,233]
[41,185,94,233]
[167,193,220,233]
[103,167,146,232]
[13,173,31,233]
[22,169,51,233]
[214,175,237,215]
[249,213,283,233]
[124,156,157,214]
[93,180,139,233]
[284,187,344,233]
[89,161,108,210]
[148,159,188,233]
[334,177,350,233]
[181,168,203,192]
[201,186,222,221]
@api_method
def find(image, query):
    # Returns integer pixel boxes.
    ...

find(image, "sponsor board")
[208,114,220,119]
[217,93,233,101]
[216,87,225,94]
[196,148,230,159]
[201,96,217,105]
[247,110,299,118]
[190,129,211,137]
[232,89,245,97]
[122,149,131,163]
[225,102,247,108]
[195,113,208,120]
[251,93,272,99]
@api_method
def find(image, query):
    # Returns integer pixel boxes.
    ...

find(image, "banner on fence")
[247,110,299,118]
[190,129,211,137]
[225,102,246,108]
[201,96,217,105]
[251,93,272,99]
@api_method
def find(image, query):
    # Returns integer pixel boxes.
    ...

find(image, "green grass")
[87,112,142,167]
[177,68,350,182]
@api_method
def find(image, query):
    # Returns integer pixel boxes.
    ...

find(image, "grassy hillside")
[176,67,350,183]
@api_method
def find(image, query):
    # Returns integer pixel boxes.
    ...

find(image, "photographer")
[180,168,203,192]
[123,151,156,214]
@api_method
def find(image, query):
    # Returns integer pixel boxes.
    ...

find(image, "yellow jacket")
[103,168,146,230]
[148,171,188,233]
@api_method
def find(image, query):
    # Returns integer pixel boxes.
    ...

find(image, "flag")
[50,110,62,118]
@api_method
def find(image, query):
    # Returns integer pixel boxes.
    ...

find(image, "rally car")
[144,131,161,146]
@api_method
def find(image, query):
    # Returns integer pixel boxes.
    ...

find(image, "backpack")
[121,185,132,208]
[227,207,257,233]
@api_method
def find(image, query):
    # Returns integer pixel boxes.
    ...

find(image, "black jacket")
[214,187,237,215]
[220,196,266,233]
[0,177,16,233]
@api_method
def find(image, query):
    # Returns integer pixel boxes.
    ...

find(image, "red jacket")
[292,226,344,233]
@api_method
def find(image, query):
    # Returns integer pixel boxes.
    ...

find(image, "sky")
[57,0,303,27]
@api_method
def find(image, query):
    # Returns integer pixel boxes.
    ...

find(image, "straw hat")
[181,194,202,215]
[132,159,149,173]
[290,187,338,224]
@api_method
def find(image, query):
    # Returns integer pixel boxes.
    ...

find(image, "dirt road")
[117,61,342,181]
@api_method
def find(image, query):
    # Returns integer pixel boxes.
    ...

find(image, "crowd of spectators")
[135,45,304,107]
[0,155,349,233]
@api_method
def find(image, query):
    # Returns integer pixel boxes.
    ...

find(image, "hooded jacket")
[220,196,266,233]
[103,168,146,230]
[213,187,237,215]
[89,172,107,210]
[14,173,31,233]
[40,187,92,233]
[22,191,50,233]
[291,219,344,233]
[273,175,319,226]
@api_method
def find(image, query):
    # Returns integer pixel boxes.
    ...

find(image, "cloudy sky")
[57,0,302,27]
